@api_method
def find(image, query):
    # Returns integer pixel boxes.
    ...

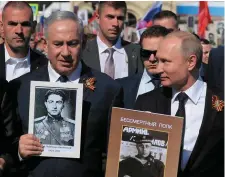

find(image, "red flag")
[88,11,97,24]
[198,1,212,38]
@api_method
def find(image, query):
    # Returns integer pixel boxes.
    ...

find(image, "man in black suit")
[199,38,212,82]
[0,1,47,80]
[6,11,122,177]
[206,45,224,97]
[135,31,224,177]
[82,1,143,79]
[0,78,18,177]
[117,26,171,109]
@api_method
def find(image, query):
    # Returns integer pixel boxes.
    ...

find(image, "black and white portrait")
[34,88,76,146]
[28,81,83,158]
[118,126,168,177]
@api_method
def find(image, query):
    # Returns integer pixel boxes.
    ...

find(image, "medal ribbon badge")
[212,95,224,112]
[83,77,96,91]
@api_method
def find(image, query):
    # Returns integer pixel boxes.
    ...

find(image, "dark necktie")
[58,75,69,83]
[104,48,115,79]
[175,92,188,174]
[151,78,160,89]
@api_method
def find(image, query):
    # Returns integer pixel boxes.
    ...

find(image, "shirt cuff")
[18,151,24,161]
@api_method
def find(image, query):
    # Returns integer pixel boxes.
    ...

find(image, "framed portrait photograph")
[106,107,183,177]
[28,81,83,158]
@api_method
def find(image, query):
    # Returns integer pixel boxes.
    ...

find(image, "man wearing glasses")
[117,26,172,109]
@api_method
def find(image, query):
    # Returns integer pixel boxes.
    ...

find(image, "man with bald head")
[135,31,223,177]
[0,1,47,80]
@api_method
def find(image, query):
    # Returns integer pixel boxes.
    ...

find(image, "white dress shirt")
[5,45,30,81]
[48,61,82,83]
[171,77,206,170]
[96,36,128,79]
[136,69,155,99]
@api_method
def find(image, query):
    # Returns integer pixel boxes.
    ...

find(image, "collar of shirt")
[141,69,153,84]
[96,36,125,54]
[5,44,30,65]
[172,77,205,105]
[48,61,82,83]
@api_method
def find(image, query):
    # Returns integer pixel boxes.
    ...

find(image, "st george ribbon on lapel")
[58,75,69,83]
[175,92,188,172]
[104,48,115,79]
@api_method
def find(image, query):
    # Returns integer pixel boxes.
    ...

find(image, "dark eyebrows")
[8,20,32,27]
[105,14,125,20]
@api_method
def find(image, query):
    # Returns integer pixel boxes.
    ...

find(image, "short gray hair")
[44,10,83,40]
[166,31,202,69]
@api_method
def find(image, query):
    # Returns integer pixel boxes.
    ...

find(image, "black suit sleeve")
[0,79,20,176]
[134,94,144,111]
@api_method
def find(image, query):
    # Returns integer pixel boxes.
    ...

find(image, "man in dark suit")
[117,26,171,109]
[206,45,224,97]
[135,31,224,177]
[0,1,47,80]
[82,1,143,79]
[199,38,212,82]
[0,78,18,177]
[6,11,122,177]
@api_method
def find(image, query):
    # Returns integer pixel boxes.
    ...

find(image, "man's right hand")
[19,134,44,159]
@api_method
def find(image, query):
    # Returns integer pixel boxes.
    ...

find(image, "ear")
[0,21,4,38]
[44,101,47,108]
[96,11,100,24]
[187,54,197,71]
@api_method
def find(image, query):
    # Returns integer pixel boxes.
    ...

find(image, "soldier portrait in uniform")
[28,81,83,158]
[34,89,75,146]
[118,126,167,177]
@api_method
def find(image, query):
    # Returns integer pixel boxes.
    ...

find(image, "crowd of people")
[0,1,224,177]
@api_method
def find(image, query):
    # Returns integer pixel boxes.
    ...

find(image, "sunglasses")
[140,49,157,60]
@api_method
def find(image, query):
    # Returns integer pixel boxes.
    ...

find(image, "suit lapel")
[157,87,172,115]
[78,62,94,101]
[83,39,101,71]
[0,44,6,79]
[123,42,138,76]
[130,74,142,108]
[184,89,217,172]
[31,65,50,81]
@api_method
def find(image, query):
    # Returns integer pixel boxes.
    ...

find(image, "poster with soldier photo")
[118,126,167,177]
[28,81,83,158]
[105,107,184,177]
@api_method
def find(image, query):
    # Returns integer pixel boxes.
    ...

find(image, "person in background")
[152,10,179,31]
[117,25,172,109]
[0,1,47,81]
[207,45,224,97]
[199,38,212,81]
[82,1,143,79]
